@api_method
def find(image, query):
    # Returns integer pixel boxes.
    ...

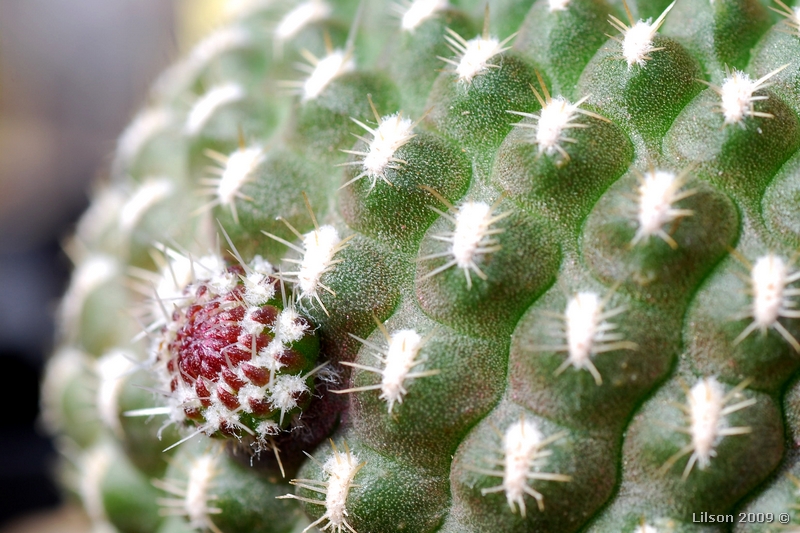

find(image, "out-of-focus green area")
[0,1,224,530]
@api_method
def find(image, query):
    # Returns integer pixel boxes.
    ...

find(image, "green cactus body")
[43,0,800,531]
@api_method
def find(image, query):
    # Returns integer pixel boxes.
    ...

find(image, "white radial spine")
[565,292,602,370]
[771,0,800,35]
[198,146,264,224]
[536,96,584,154]
[722,71,761,124]
[189,27,250,66]
[270,374,309,423]
[713,65,788,126]
[322,448,360,529]
[362,114,414,176]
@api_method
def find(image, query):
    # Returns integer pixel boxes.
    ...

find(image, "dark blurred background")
[0,1,188,529]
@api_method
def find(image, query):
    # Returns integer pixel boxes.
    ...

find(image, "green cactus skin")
[42,0,800,532]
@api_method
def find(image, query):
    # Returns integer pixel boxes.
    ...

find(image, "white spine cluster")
[631,169,695,249]
[537,291,635,385]
[95,350,136,437]
[419,197,509,289]
[400,0,448,31]
[185,84,245,136]
[75,186,126,246]
[266,220,351,314]
[440,27,515,83]
[735,253,800,351]
[80,446,114,533]
[702,65,789,126]
[509,78,607,164]
[299,225,342,302]
[661,377,755,479]
[535,96,585,154]
[472,418,570,516]
[189,27,250,67]
[341,111,416,191]
[301,50,356,101]
[500,419,544,515]
[218,148,263,209]
[607,1,675,68]
[337,327,439,413]
[119,178,174,234]
[548,0,570,11]
[382,330,425,407]
[224,0,272,18]
[275,1,332,42]
[40,347,87,434]
[115,108,172,168]
[199,146,264,224]
[688,378,725,470]
[634,525,659,533]
[155,454,223,533]
[280,441,364,533]
[60,255,118,333]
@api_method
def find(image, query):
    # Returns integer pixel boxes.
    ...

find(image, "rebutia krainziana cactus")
[41,0,800,531]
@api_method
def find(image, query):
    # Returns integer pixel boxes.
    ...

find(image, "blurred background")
[0,1,224,530]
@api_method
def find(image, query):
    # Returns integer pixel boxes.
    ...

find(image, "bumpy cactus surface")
[43,0,800,531]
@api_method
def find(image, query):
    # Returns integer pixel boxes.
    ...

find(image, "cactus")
[42,0,800,531]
